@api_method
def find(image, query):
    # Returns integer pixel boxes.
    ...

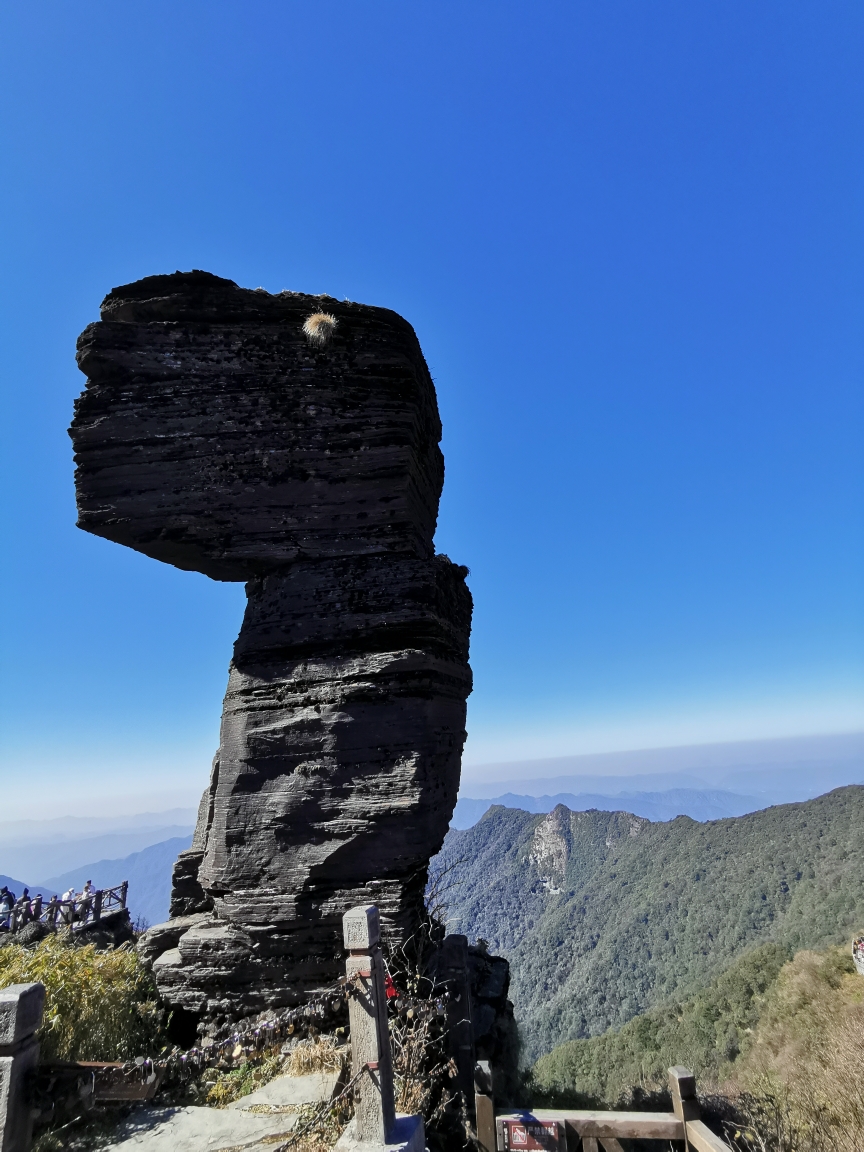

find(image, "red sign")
[500,1119,564,1151]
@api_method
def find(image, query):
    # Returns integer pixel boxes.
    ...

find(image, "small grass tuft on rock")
[302,312,337,346]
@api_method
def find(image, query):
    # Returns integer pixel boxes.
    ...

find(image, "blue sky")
[1,3,862,815]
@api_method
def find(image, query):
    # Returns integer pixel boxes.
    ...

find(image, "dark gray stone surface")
[70,272,472,1023]
[467,945,519,1104]
[71,271,443,581]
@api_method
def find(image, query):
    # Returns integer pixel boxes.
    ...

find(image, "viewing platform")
[0,882,128,936]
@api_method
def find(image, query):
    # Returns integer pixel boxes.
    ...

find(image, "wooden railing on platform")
[0,881,128,934]
[476,1064,733,1152]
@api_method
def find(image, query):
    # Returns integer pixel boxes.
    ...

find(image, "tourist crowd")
[0,881,96,932]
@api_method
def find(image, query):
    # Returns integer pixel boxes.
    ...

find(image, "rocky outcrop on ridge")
[69,271,472,1024]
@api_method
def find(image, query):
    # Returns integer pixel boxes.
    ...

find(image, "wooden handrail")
[686,1119,735,1152]
[495,1109,684,1144]
[477,1066,734,1151]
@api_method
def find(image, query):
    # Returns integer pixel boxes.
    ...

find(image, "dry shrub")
[727,946,864,1152]
[384,891,473,1145]
[281,1094,354,1152]
[205,1036,345,1109]
[0,932,163,1061]
[302,313,337,346]
[283,1134,341,1152]
[387,985,460,1133]
[285,1035,345,1076]
[391,1007,444,1116]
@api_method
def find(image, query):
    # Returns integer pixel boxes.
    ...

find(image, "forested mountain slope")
[532,940,864,1152]
[431,785,864,1061]
[531,941,791,1106]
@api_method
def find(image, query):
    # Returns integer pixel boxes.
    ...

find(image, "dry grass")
[726,946,864,1151]
[284,1034,345,1076]
[302,313,337,346]
[0,932,163,1061]
[205,1035,345,1108]
[205,1049,285,1107]
[276,1135,339,1152]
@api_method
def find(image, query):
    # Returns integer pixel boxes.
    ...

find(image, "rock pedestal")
[70,272,472,1023]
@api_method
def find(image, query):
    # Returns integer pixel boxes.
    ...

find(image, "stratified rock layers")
[69,272,471,1020]
[72,271,444,581]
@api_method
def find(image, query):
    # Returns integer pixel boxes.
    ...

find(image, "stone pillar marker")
[0,983,45,1152]
[338,907,424,1152]
[343,906,396,1143]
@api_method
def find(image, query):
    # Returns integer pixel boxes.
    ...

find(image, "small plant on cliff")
[0,933,165,1061]
[303,312,337,346]
[204,1049,285,1107]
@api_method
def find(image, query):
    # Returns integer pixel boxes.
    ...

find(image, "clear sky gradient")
[1,3,861,815]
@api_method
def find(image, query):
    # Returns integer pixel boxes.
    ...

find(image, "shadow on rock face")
[166,1005,202,1049]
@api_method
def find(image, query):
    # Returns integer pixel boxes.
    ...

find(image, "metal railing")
[0,882,128,934]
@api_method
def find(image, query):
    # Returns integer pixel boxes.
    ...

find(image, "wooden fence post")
[0,983,45,1152]
[669,1068,734,1152]
[669,1066,701,1152]
[474,1060,496,1152]
[668,1066,700,1122]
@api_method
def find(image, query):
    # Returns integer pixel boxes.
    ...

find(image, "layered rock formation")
[72,271,443,579]
[70,271,472,1023]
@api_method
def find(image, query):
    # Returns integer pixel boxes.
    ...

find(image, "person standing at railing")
[0,887,12,930]
[12,890,32,930]
[45,894,60,926]
[60,888,75,925]
[76,881,94,923]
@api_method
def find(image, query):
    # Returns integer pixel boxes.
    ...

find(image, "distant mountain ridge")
[461,732,864,792]
[0,809,197,841]
[0,810,196,886]
[431,785,864,1062]
[451,787,762,829]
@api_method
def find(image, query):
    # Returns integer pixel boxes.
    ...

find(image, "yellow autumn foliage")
[0,933,165,1061]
